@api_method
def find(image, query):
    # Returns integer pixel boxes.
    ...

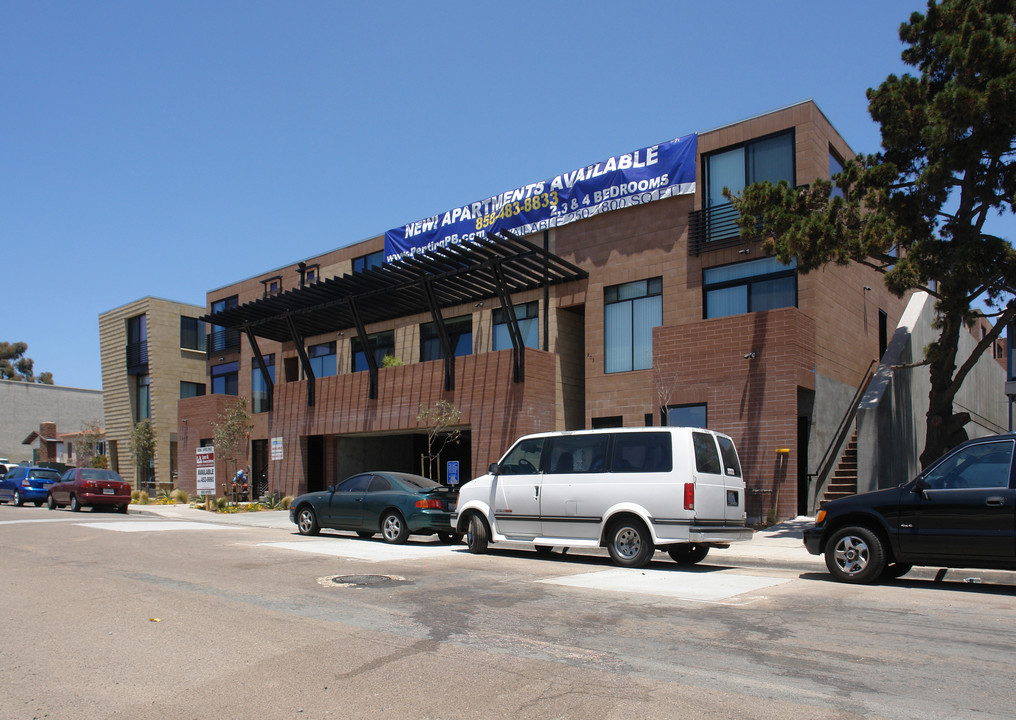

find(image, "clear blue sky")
[3,1,1009,390]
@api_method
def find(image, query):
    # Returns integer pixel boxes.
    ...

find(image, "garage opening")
[332,430,472,487]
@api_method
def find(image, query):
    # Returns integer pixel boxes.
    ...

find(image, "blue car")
[0,466,63,507]
[289,471,460,544]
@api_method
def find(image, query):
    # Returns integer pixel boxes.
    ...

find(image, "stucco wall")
[0,380,103,462]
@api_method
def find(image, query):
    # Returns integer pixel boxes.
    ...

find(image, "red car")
[48,468,132,513]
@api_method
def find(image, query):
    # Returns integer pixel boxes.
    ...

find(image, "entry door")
[898,439,1016,559]
[492,436,545,539]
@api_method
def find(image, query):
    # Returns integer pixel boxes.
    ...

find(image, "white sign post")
[196,446,216,497]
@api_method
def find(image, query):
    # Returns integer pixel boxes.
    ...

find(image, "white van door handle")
[534,485,540,500]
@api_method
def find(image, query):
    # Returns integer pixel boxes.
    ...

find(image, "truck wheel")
[466,515,488,554]
[668,544,710,565]
[825,526,886,584]
[607,518,654,568]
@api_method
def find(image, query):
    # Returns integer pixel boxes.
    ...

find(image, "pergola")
[202,230,588,405]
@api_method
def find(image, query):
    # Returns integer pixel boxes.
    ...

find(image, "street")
[1,503,1014,720]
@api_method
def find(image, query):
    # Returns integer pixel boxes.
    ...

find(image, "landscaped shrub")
[215,496,227,510]
[170,488,189,504]
[281,496,293,509]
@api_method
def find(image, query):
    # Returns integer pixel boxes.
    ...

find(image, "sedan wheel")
[381,511,409,544]
[47,494,56,511]
[70,495,81,512]
[296,506,320,536]
[825,526,886,584]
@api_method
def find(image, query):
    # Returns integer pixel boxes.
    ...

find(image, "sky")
[3,1,1011,390]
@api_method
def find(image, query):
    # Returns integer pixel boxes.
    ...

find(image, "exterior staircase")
[821,432,858,505]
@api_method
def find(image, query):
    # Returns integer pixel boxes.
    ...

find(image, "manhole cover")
[318,574,409,588]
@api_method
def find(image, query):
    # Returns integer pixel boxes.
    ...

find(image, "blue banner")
[384,134,697,263]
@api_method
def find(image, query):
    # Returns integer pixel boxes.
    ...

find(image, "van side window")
[546,435,610,474]
[716,435,742,477]
[692,432,722,475]
[612,433,673,473]
[500,438,545,475]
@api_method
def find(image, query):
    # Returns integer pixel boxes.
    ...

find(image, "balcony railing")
[125,342,148,375]
[207,328,241,354]
[688,202,744,255]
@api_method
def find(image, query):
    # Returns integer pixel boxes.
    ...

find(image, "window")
[367,475,392,492]
[337,474,371,492]
[180,317,207,352]
[492,301,539,350]
[612,432,673,473]
[353,250,384,274]
[498,437,544,475]
[262,276,282,298]
[420,315,472,362]
[127,313,148,372]
[135,374,150,422]
[716,435,742,478]
[307,342,336,378]
[592,416,623,429]
[352,331,394,372]
[128,314,147,345]
[692,432,722,475]
[704,132,795,242]
[211,361,239,395]
[546,434,610,474]
[210,296,239,351]
[879,310,888,360]
[703,257,797,319]
[604,278,662,373]
[667,404,707,429]
[180,381,206,399]
[922,440,1014,490]
[829,149,845,200]
[252,354,275,413]
[305,267,318,283]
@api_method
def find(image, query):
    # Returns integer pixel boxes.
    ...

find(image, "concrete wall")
[0,380,104,463]
[856,292,1008,492]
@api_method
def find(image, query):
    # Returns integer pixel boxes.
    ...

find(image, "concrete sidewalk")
[128,503,821,569]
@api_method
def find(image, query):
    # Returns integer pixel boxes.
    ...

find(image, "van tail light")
[416,498,443,510]
[684,483,694,511]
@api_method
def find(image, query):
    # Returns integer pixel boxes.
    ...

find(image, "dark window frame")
[604,277,663,374]
[702,256,798,320]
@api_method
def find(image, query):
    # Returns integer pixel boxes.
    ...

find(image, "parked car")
[804,433,1016,583]
[452,426,753,568]
[289,471,460,544]
[0,466,62,506]
[47,467,132,513]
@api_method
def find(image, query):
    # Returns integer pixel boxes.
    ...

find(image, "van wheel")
[466,515,488,554]
[668,544,710,565]
[825,526,885,584]
[607,518,654,568]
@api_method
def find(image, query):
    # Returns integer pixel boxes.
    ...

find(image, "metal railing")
[688,203,743,255]
[207,328,241,353]
[125,342,148,373]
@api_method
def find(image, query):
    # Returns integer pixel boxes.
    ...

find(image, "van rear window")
[611,433,672,473]
[692,432,722,475]
[716,435,742,477]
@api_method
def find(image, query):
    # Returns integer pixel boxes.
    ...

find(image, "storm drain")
[318,574,410,588]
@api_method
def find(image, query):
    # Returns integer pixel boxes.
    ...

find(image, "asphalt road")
[1,503,1014,720]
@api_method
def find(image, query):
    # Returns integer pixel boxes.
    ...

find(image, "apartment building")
[99,297,208,490]
[177,101,912,521]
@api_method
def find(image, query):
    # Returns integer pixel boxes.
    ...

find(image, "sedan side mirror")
[488,462,501,477]
[327,485,336,493]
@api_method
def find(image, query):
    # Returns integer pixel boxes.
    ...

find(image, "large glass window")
[352,331,394,372]
[612,432,673,473]
[421,316,472,362]
[307,342,336,378]
[135,374,150,421]
[252,354,275,413]
[829,149,845,200]
[705,132,795,241]
[604,278,662,373]
[180,317,207,352]
[493,301,539,350]
[703,257,797,319]
[546,434,610,474]
[498,437,545,475]
[668,404,707,429]
[180,381,205,399]
[211,361,239,395]
[353,250,384,274]
[922,440,1014,490]
[210,296,239,351]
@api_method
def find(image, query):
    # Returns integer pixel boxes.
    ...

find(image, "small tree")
[416,400,462,481]
[212,398,254,500]
[74,418,104,468]
[129,418,155,492]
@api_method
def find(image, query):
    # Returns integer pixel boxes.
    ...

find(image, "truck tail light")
[684,483,694,511]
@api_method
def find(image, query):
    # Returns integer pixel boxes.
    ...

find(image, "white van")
[451,427,753,567]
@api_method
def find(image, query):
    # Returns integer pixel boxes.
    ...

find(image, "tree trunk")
[919,314,970,469]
